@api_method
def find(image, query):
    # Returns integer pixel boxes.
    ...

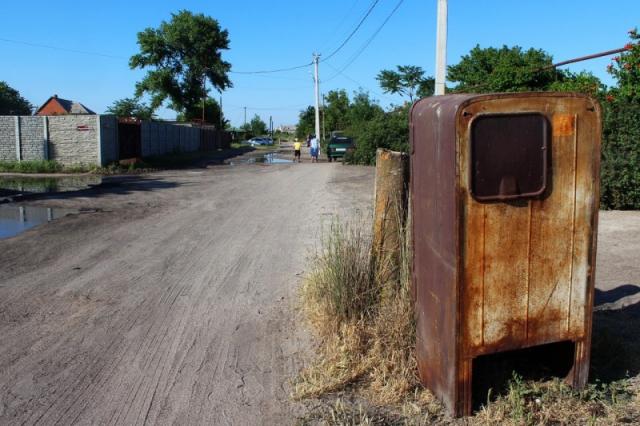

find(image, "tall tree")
[447,45,562,92]
[130,10,232,117]
[376,65,434,102]
[106,97,155,120]
[0,81,32,115]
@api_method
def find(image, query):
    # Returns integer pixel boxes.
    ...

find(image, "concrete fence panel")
[48,115,100,165]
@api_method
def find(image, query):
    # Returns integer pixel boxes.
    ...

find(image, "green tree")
[296,106,315,140]
[176,97,227,128]
[0,81,32,115]
[607,28,640,100]
[347,90,384,126]
[106,97,155,120]
[376,65,434,102]
[323,90,351,135]
[348,104,410,165]
[447,45,562,92]
[548,71,605,98]
[130,10,232,117]
[248,114,268,136]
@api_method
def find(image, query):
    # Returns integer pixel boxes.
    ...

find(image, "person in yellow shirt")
[293,139,301,162]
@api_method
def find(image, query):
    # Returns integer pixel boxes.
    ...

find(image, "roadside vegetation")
[0,145,256,176]
[297,29,640,210]
[294,216,640,425]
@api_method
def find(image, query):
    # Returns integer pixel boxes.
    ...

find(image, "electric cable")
[321,0,380,62]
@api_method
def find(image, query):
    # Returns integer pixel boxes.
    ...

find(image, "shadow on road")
[4,176,184,204]
[591,283,640,382]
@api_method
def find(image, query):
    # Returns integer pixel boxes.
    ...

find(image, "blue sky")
[1,0,638,127]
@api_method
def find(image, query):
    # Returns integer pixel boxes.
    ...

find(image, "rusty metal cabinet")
[410,93,601,416]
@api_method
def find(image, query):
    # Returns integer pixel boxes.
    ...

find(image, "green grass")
[0,160,66,173]
[0,146,255,175]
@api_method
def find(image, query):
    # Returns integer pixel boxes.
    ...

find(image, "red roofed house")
[35,94,95,116]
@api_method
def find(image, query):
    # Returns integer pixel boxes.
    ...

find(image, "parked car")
[246,137,274,146]
[326,132,354,162]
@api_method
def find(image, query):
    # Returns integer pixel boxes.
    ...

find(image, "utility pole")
[313,53,321,142]
[322,93,326,141]
[434,0,448,95]
[244,107,247,128]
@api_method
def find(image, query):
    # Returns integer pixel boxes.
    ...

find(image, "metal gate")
[118,118,141,159]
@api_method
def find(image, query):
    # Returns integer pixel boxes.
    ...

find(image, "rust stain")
[553,114,576,136]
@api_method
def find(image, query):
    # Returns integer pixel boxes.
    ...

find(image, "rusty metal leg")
[565,340,590,389]
[573,340,591,388]
[458,358,473,417]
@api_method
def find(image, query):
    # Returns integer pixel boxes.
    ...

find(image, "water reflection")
[0,175,102,197]
[0,205,75,239]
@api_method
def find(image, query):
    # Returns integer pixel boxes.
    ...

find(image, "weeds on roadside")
[295,214,421,407]
[294,214,640,425]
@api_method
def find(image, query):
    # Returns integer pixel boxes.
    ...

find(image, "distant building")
[35,95,95,116]
[277,124,297,133]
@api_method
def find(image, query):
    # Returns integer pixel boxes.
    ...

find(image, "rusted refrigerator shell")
[409,93,601,416]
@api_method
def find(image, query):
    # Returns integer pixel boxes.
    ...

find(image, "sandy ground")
[0,145,638,424]
[0,149,374,425]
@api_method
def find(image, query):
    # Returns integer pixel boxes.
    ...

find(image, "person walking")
[309,135,319,163]
[293,139,302,162]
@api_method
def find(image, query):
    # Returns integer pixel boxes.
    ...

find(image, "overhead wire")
[325,0,405,81]
[0,37,126,59]
[321,0,380,62]
[317,0,362,53]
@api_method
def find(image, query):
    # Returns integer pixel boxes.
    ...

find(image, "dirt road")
[0,148,638,425]
[0,155,374,425]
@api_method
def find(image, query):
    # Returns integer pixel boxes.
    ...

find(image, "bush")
[347,105,410,165]
[601,98,640,209]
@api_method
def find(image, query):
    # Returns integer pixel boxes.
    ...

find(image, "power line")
[0,37,126,59]
[325,0,405,79]
[229,62,312,74]
[321,0,380,62]
[318,0,362,53]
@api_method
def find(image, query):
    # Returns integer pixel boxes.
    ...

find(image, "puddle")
[0,175,102,197]
[228,152,293,166]
[0,205,76,239]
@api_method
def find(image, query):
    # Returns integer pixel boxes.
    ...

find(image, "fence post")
[372,148,410,285]
[14,116,21,161]
[42,116,49,160]
[96,115,103,166]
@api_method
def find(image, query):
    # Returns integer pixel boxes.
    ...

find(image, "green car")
[326,132,354,162]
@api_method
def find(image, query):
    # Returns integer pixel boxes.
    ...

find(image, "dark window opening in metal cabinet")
[470,113,549,201]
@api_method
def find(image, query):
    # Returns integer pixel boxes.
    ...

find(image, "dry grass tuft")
[294,216,422,406]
